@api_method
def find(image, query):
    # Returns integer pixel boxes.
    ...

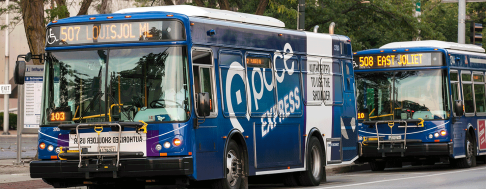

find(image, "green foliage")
[0,112,18,130]
[45,5,70,23]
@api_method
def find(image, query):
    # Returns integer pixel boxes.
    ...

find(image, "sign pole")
[458,0,466,44]
[2,0,9,135]
[14,84,23,165]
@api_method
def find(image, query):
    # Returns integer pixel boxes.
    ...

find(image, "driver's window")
[192,49,216,117]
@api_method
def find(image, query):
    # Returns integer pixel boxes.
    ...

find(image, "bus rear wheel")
[454,132,476,168]
[296,136,325,186]
[213,140,243,189]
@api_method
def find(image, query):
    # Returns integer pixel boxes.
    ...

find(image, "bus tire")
[283,173,299,186]
[369,161,386,171]
[455,132,476,168]
[296,136,325,186]
[213,140,243,189]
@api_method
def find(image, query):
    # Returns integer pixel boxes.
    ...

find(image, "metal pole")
[2,0,9,135]
[14,84,22,165]
[298,0,305,30]
[458,0,466,44]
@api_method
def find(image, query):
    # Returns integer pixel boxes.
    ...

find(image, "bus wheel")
[213,140,242,189]
[296,136,325,186]
[455,132,476,168]
[369,161,386,171]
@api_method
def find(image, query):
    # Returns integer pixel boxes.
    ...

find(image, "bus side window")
[219,51,247,117]
[192,49,216,117]
[344,60,354,92]
[461,72,475,114]
[274,54,302,117]
[245,53,277,117]
[473,72,485,113]
[450,71,460,116]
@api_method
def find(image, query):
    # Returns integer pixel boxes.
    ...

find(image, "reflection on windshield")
[42,46,189,124]
[356,69,450,121]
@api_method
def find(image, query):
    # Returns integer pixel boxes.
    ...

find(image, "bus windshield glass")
[42,46,189,124]
[356,69,450,121]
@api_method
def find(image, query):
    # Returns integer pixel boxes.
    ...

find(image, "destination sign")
[46,20,185,46]
[354,52,443,69]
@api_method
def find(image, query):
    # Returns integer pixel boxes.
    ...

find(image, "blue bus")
[28,5,358,188]
[354,40,486,171]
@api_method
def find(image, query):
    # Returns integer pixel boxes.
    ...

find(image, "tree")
[16,0,95,65]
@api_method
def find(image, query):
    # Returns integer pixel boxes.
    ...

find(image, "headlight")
[155,144,162,151]
[440,130,447,136]
[164,141,171,148]
[434,133,439,138]
[173,138,181,146]
[47,145,54,152]
[39,143,46,150]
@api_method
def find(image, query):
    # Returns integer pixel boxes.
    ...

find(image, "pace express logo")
[225,43,300,137]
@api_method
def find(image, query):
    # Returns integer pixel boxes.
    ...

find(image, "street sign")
[0,84,11,94]
[442,0,486,2]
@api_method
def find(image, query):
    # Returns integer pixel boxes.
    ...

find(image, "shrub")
[0,112,18,130]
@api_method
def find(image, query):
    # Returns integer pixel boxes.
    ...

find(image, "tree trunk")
[20,0,45,65]
[255,0,268,15]
[98,0,110,14]
[217,0,229,10]
[77,0,93,16]
[54,0,70,18]
[194,0,204,6]
[164,0,174,5]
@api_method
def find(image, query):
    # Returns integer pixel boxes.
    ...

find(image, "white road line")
[315,166,486,189]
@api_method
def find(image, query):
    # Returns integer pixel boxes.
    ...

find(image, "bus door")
[322,57,343,164]
[192,48,219,179]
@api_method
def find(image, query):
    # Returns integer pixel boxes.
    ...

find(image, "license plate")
[99,146,116,153]
[389,135,402,140]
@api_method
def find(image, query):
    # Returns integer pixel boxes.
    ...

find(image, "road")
[0,135,37,160]
[1,162,485,189]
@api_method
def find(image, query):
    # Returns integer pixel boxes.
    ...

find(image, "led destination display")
[354,52,443,69]
[46,20,185,46]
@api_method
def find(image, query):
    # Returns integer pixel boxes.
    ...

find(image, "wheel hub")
[311,146,321,179]
[226,150,241,186]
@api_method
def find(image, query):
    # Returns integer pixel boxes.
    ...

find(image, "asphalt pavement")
[0,130,37,160]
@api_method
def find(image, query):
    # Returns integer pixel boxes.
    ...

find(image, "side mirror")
[197,92,210,117]
[14,61,26,85]
[25,52,32,62]
[454,100,464,117]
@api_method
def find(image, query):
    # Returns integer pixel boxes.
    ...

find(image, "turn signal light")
[39,142,46,150]
[173,138,181,146]
[440,130,447,136]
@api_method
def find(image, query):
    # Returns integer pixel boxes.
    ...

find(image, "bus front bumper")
[30,156,193,179]
[359,141,453,158]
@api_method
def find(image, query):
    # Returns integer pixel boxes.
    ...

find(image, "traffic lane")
[249,163,486,189]
[0,136,37,159]
[315,163,486,189]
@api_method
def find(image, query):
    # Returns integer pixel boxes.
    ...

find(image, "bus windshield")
[42,46,189,124]
[356,69,450,121]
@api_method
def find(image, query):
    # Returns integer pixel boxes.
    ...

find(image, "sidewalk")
[0,130,38,137]
[0,159,37,184]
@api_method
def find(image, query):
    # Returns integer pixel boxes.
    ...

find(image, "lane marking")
[316,166,486,189]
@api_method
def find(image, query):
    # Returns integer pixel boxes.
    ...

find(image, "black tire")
[282,173,299,186]
[296,137,325,186]
[212,140,244,189]
[369,161,386,171]
[454,132,476,168]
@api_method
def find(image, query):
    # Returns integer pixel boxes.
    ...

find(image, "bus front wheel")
[213,140,244,189]
[454,132,476,168]
[296,136,325,186]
